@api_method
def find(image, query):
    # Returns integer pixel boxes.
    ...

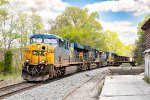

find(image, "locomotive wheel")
[99,62,102,67]
[55,68,65,77]
[96,63,99,68]
[77,64,82,72]
[54,68,60,77]
[82,64,88,71]
[48,65,55,79]
[53,69,57,78]
[87,64,90,70]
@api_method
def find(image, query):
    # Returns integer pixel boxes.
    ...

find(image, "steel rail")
[0,82,42,100]
[62,70,111,100]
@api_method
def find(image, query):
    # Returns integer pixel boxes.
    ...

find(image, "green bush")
[4,50,13,73]
[136,52,144,65]
[0,61,4,72]
[143,76,150,84]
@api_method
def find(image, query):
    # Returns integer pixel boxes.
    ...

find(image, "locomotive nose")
[24,43,54,65]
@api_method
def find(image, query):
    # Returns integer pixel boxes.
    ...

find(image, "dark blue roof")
[73,43,84,49]
[73,43,92,51]
[30,34,63,40]
[84,45,91,51]
[92,49,99,53]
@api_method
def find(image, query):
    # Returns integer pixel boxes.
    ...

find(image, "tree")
[4,50,12,73]
[100,31,134,56]
[0,0,8,5]
[0,0,8,48]
[30,8,44,34]
[49,7,102,47]
[134,13,150,65]
[49,7,133,56]
[16,11,30,60]
[16,11,31,47]
[0,1,45,74]
[0,1,20,50]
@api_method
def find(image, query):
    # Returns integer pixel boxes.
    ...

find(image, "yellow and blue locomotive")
[22,34,70,81]
[22,34,102,81]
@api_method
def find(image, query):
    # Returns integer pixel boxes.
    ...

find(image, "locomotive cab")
[22,34,62,81]
[107,52,117,66]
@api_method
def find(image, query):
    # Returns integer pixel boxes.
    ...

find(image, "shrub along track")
[0,82,42,100]
[62,70,111,100]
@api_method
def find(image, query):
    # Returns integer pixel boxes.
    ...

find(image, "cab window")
[65,41,70,49]
[59,39,64,47]
[30,38,43,44]
[43,38,58,48]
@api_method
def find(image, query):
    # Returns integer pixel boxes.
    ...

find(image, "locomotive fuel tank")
[64,66,78,75]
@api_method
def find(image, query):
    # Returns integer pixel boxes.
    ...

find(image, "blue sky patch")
[62,0,149,44]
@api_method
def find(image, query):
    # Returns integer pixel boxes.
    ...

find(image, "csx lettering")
[32,50,45,56]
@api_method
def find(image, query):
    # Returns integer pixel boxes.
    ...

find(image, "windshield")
[30,38,43,44]
[43,38,58,48]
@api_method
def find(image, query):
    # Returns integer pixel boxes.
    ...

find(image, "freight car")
[115,56,135,66]
[104,52,135,66]
[22,34,135,81]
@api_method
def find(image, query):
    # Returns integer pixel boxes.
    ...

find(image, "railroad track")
[0,69,110,100]
[62,70,111,100]
[0,82,42,100]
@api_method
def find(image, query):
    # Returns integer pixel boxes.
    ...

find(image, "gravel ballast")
[3,67,108,100]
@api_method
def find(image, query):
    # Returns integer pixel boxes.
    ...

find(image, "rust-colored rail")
[0,82,42,100]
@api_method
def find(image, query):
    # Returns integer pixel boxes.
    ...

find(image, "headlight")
[41,60,45,63]
[39,60,45,64]
[37,44,40,49]
[48,50,54,53]
[26,59,29,62]
[25,48,31,52]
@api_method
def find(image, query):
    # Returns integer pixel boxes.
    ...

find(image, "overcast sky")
[15,0,150,45]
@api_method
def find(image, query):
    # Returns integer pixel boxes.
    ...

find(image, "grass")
[0,66,21,80]
[0,73,19,80]
[143,76,150,84]
[0,59,22,80]
[0,72,21,80]
[0,49,23,81]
